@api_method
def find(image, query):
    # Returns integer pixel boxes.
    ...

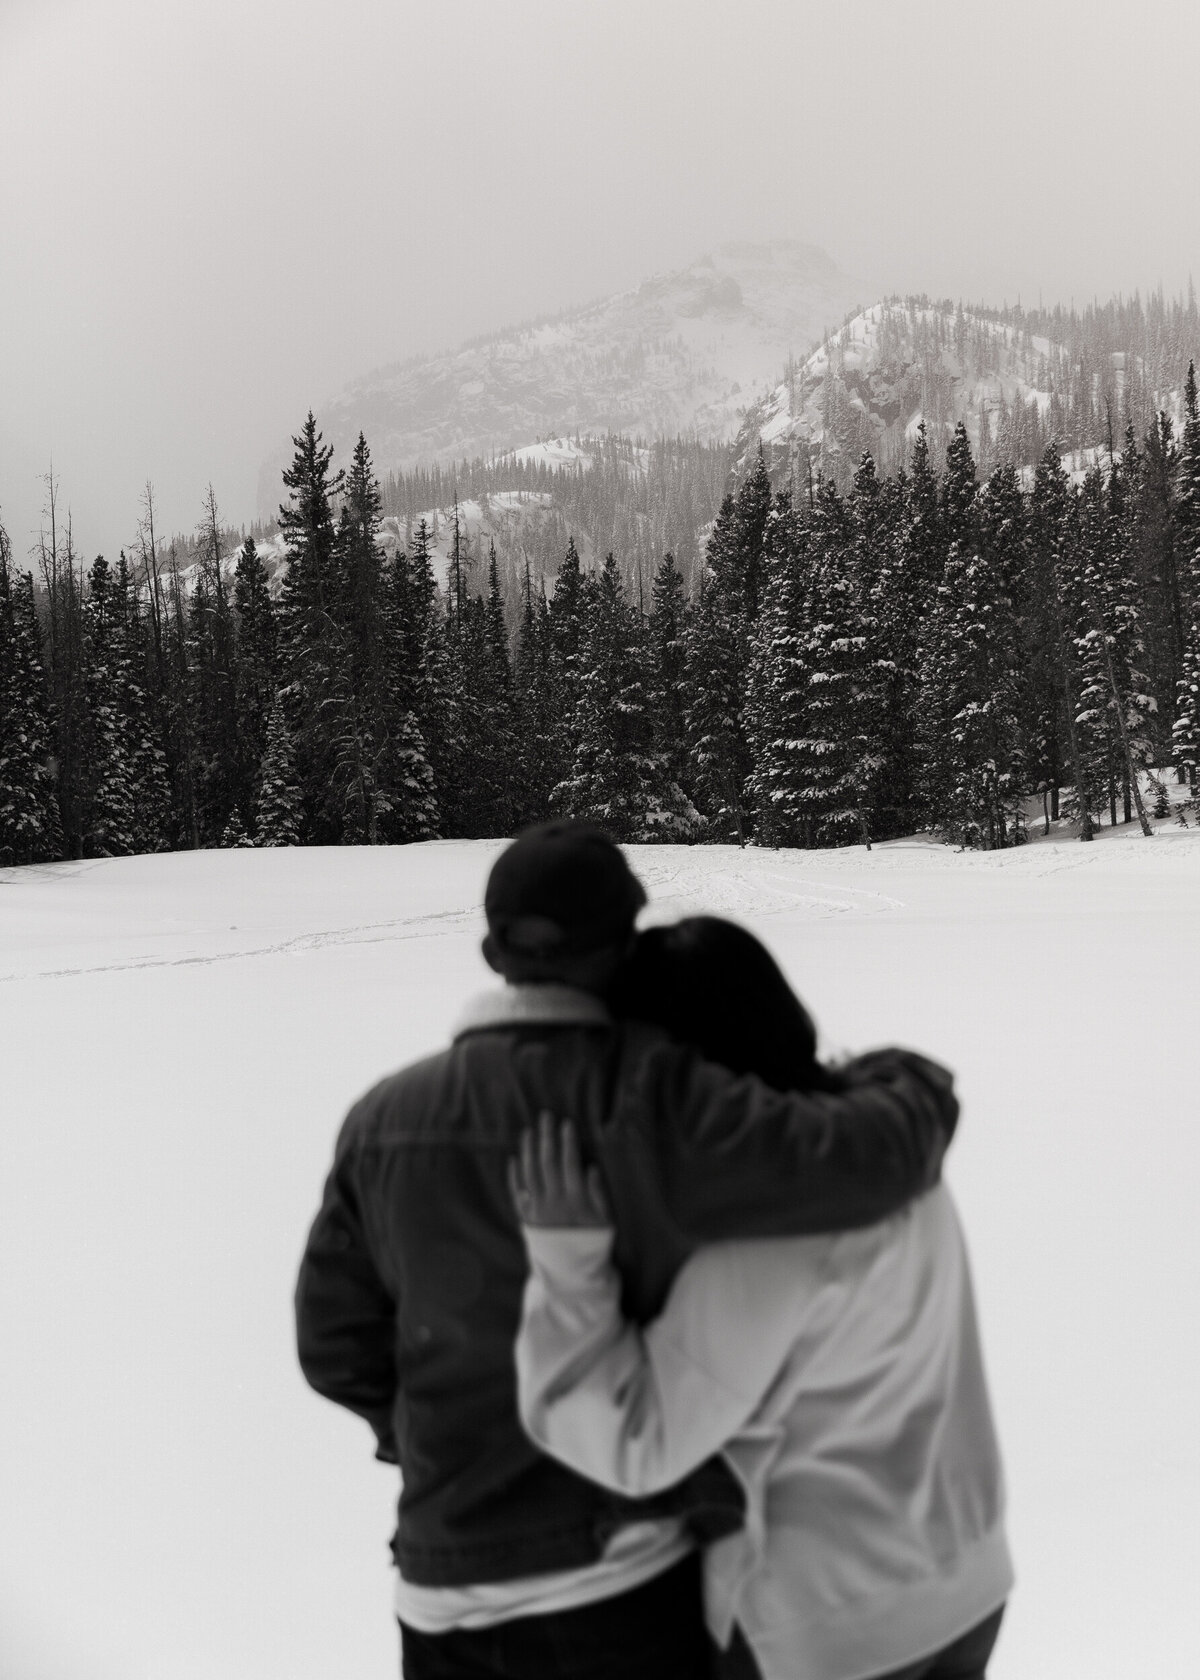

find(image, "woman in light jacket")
[510,917,1012,1680]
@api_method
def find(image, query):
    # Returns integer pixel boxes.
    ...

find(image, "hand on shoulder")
[508,1113,612,1230]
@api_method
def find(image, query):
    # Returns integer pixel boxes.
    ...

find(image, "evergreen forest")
[6,350,1200,865]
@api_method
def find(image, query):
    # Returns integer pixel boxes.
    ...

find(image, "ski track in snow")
[2,848,918,984]
[0,905,486,984]
[8,830,1200,984]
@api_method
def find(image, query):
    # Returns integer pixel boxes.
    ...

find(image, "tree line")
[3,372,1200,865]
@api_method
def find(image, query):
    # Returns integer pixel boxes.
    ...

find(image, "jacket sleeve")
[642,1043,958,1242]
[294,1116,399,1461]
[516,1228,796,1496]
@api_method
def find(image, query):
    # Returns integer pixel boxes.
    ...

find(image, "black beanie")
[484,822,647,957]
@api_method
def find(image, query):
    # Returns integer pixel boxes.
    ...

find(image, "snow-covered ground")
[3,833,1200,1679]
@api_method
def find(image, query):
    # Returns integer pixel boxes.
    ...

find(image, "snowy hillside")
[734,292,1200,488]
[173,493,564,599]
[733,298,1067,481]
[257,241,866,510]
[3,837,1200,1680]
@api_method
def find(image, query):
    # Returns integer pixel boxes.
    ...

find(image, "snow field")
[2,835,1200,1679]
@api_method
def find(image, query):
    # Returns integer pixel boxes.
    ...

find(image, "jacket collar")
[453,983,610,1040]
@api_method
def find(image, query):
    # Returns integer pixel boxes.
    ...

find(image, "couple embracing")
[296,821,1011,1680]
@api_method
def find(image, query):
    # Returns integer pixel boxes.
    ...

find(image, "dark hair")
[610,917,837,1093]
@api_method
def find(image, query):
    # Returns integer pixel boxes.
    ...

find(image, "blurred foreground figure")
[514,917,1011,1680]
[296,823,959,1679]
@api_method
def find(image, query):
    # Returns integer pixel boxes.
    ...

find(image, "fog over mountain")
[260,242,867,514]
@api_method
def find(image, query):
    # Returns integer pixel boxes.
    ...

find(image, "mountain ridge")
[256,240,869,514]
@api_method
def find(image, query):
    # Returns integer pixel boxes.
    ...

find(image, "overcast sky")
[2,0,1198,561]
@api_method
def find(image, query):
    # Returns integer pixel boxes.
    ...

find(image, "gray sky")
[2,0,1198,561]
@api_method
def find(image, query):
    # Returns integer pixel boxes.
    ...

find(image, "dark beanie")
[484,821,647,957]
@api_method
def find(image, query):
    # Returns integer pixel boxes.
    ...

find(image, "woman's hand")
[509,1113,611,1229]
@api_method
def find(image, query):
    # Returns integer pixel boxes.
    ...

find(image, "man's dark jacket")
[294,985,958,1588]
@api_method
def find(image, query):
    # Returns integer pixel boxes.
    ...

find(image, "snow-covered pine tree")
[277,414,345,842]
[865,466,925,837]
[915,472,1027,849]
[941,421,979,553]
[1136,411,1184,762]
[329,432,429,845]
[1028,445,1096,839]
[232,535,277,827]
[547,537,591,786]
[555,552,696,841]
[684,459,772,843]
[365,508,439,846]
[1171,361,1200,790]
[842,454,901,839]
[451,546,519,838]
[780,478,878,847]
[0,532,64,865]
[392,516,454,833]
[1078,463,1154,833]
[254,695,303,845]
[79,555,138,857]
[188,488,240,843]
[645,551,698,822]
[745,492,821,846]
[113,552,172,852]
[220,810,254,848]
[904,422,945,602]
[513,562,559,826]
[162,545,201,849]
[480,541,520,833]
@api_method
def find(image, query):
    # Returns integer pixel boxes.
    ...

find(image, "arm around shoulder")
[645,1040,959,1242]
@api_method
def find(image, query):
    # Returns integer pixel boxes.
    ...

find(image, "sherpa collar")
[453,984,610,1040]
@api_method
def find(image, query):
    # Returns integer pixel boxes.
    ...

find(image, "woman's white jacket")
[516,1183,1012,1680]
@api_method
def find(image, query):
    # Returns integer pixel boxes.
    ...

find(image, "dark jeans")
[720,1604,1006,1680]
[399,1552,715,1679]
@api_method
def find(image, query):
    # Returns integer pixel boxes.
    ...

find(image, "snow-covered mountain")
[258,242,867,511]
[732,298,1069,482]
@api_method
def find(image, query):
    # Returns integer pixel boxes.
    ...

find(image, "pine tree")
[780,479,877,846]
[220,810,254,848]
[866,468,925,836]
[556,553,697,841]
[1171,361,1200,788]
[277,413,344,841]
[0,530,64,865]
[451,550,519,838]
[1078,464,1154,833]
[513,562,559,825]
[915,505,1026,850]
[255,696,303,845]
[745,493,821,846]
[1029,446,1096,839]
[232,535,277,827]
[941,421,979,553]
[548,536,590,779]
[393,517,453,834]
[478,541,520,833]
[645,552,696,814]
[1138,410,1184,761]
[684,462,772,843]
[113,552,172,852]
[79,555,138,857]
[188,489,240,842]
[329,433,400,843]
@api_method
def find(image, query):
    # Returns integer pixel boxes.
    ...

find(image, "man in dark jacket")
[295,822,958,1679]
